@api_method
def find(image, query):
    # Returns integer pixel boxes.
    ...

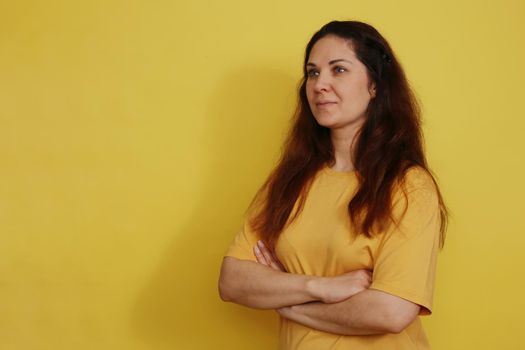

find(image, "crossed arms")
[218,240,420,336]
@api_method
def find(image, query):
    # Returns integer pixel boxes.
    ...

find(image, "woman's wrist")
[304,270,372,304]
[305,276,327,302]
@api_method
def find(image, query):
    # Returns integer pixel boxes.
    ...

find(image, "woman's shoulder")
[390,166,441,219]
[393,166,440,207]
[400,166,438,193]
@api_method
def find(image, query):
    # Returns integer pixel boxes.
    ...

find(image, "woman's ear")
[369,82,377,98]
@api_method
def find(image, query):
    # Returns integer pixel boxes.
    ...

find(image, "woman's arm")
[277,289,420,335]
[219,256,319,309]
[252,241,420,335]
[218,242,371,309]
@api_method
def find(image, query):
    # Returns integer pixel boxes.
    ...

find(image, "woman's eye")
[334,66,346,73]
[306,69,319,77]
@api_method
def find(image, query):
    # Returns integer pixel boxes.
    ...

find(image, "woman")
[219,20,447,350]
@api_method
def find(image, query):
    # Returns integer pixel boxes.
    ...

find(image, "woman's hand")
[276,305,293,318]
[253,241,372,304]
[314,270,372,303]
[254,240,286,272]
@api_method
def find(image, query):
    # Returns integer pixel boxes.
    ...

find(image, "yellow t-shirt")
[225,165,441,350]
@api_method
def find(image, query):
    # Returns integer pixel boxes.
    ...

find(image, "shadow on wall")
[131,66,298,349]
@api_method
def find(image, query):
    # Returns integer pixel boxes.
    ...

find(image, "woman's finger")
[258,240,283,271]
[257,241,278,269]
[253,245,269,266]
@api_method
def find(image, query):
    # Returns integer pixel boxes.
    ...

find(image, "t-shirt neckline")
[322,165,357,176]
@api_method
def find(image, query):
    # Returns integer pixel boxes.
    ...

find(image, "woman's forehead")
[307,36,359,65]
[310,36,355,55]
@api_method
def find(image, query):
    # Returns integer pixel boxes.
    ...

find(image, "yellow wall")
[1,0,524,349]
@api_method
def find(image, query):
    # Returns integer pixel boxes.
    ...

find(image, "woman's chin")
[313,115,338,128]
[314,114,367,131]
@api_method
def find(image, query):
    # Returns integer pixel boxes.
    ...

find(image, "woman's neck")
[329,123,362,172]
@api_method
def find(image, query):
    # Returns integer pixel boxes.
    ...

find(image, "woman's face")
[305,35,376,133]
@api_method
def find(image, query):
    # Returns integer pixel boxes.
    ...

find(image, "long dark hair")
[249,20,447,251]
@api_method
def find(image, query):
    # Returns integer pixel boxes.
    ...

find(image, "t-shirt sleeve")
[224,217,259,262]
[369,170,441,315]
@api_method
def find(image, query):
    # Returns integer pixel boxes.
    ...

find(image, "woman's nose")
[313,72,331,92]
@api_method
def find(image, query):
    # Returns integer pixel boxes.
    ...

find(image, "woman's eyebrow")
[306,59,353,67]
[329,58,353,65]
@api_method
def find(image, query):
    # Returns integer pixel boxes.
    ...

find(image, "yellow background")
[1,0,524,349]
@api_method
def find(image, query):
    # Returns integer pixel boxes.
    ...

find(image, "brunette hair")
[249,20,447,250]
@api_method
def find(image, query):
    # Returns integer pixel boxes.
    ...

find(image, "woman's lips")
[316,101,337,108]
